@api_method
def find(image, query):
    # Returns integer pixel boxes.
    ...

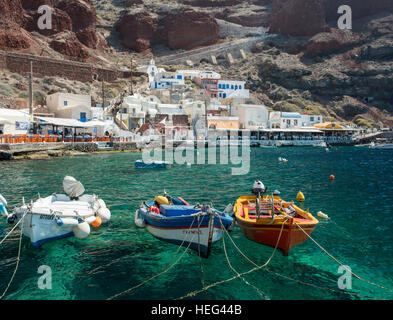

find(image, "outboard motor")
[252,181,267,217]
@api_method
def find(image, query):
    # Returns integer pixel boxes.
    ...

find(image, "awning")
[37,117,106,128]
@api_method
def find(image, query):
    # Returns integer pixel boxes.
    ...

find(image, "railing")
[0,134,134,144]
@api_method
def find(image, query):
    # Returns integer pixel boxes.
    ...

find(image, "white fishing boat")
[369,142,393,149]
[2,176,111,247]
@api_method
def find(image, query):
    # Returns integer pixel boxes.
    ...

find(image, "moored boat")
[234,181,319,255]
[369,141,393,149]
[2,176,111,247]
[135,159,169,168]
[135,193,234,258]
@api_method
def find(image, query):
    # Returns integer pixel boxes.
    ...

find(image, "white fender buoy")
[85,216,97,224]
[135,209,146,228]
[97,199,107,209]
[57,217,79,227]
[0,194,7,206]
[317,211,329,219]
[72,222,91,239]
[97,207,111,223]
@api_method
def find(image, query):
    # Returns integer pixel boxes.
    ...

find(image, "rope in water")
[0,212,26,246]
[0,213,25,300]
[294,221,393,294]
[220,220,269,299]
[175,214,287,300]
[107,213,203,300]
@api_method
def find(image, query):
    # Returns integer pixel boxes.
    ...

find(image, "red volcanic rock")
[21,0,53,10]
[305,28,362,56]
[269,0,328,37]
[322,0,393,22]
[161,9,219,50]
[23,8,72,36]
[116,10,158,52]
[56,0,97,31]
[215,8,270,27]
[0,20,36,50]
[0,0,24,25]
[50,32,90,60]
[76,27,108,49]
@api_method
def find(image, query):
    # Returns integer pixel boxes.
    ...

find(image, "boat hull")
[236,218,316,255]
[20,213,75,248]
[139,207,233,257]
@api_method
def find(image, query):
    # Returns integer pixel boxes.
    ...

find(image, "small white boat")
[3,176,111,247]
[369,142,393,149]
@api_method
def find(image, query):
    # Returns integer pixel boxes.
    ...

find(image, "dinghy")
[234,181,319,256]
[3,176,111,247]
[135,193,234,258]
[135,159,168,168]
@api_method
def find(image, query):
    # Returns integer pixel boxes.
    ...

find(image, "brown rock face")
[161,9,219,50]
[322,0,393,22]
[269,0,328,37]
[116,10,158,52]
[50,32,90,60]
[23,8,72,36]
[21,0,54,10]
[0,0,24,25]
[305,29,362,57]
[56,0,96,31]
[0,20,35,50]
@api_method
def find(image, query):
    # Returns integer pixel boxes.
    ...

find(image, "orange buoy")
[91,216,102,228]
[330,174,335,180]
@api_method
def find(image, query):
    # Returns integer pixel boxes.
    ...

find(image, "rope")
[220,221,269,299]
[0,212,27,246]
[107,213,203,300]
[294,221,393,294]
[175,214,287,300]
[0,213,25,300]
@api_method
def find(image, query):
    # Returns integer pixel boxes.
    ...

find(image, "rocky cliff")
[0,0,106,60]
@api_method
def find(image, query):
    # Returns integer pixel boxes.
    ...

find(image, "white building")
[232,104,269,129]
[46,92,92,122]
[0,108,31,135]
[301,114,323,126]
[217,80,249,100]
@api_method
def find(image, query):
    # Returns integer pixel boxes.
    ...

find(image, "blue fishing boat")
[135,194,234,258]
[135,160,168,168]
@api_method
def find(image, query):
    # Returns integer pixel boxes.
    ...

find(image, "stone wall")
[0,51,124,82]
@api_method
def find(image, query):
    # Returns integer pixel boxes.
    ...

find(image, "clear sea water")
[1,147,393,300]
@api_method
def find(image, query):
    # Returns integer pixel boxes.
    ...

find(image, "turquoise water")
[1,147,393,300]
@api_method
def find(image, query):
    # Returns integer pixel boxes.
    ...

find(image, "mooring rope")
[0,212,27,246]
[107,213,203,300]
[175,214,287,300]
[294,221,393,294]
[220,221,269,299]
[0,214,25,300]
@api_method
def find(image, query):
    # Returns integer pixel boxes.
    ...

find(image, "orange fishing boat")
[234,181,319,255]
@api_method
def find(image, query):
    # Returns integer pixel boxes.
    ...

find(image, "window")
[218,84,221,89]
[235,85,238,90]
[226,84,229,89]
[64,101,68,106]
[231,85,234,89]
[310,116,314,122]
[177,75,182,79]
[294,120,298,126]
[239,85,242,89]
